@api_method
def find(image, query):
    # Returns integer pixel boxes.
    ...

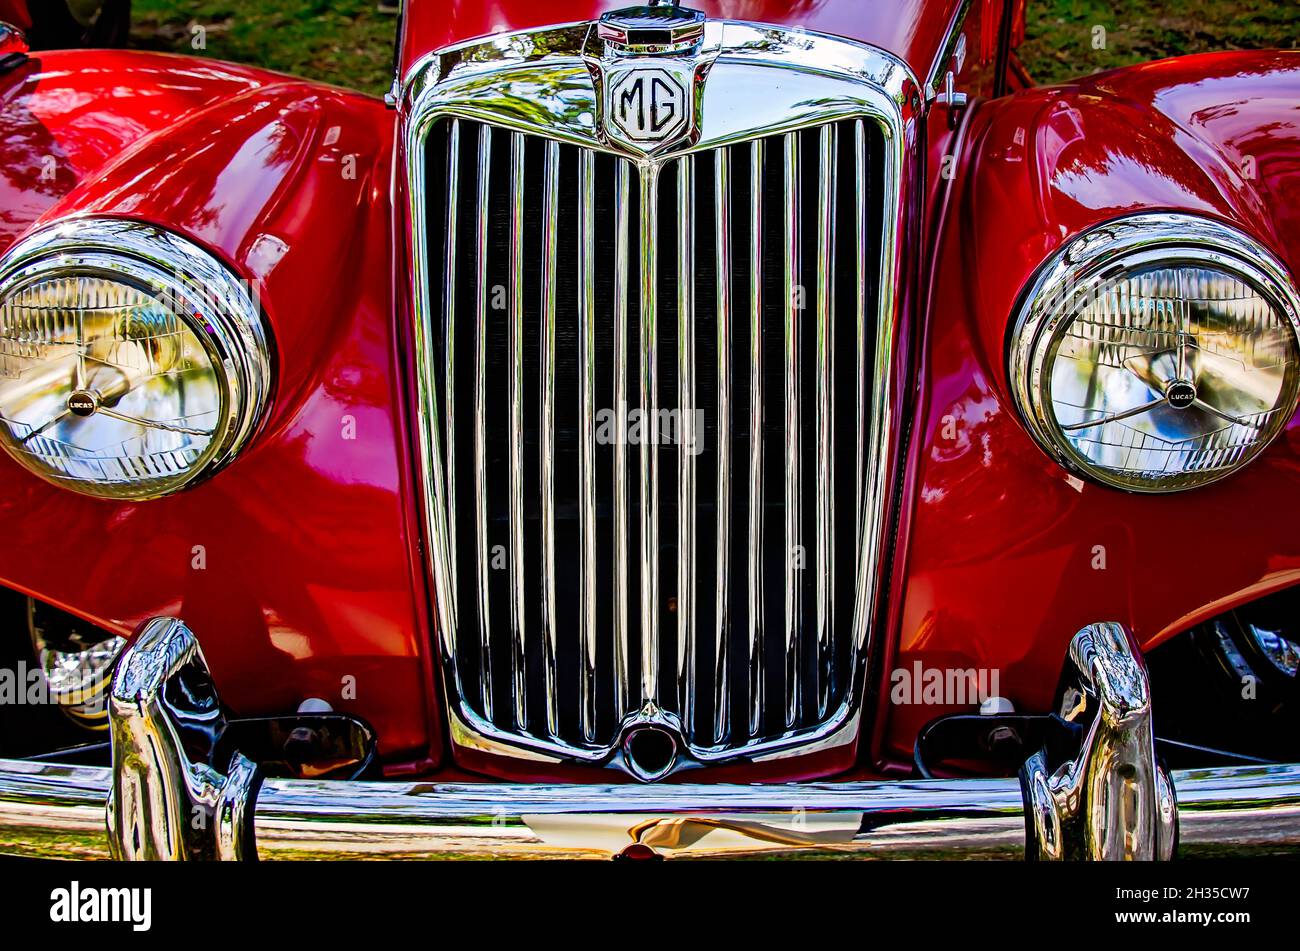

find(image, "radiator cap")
[597,3,706,54]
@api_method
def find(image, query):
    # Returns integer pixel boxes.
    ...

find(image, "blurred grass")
[1022,0,1300,83]
[131,0,399,95]
[129,1,1299,96]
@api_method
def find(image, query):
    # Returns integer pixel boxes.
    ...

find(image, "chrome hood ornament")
[589,3,712,154]
[597,2,707,54]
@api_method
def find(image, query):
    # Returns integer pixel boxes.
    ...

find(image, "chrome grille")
[420,114,889,763]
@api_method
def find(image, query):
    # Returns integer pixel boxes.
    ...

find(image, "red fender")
[880,51,1300,763]
[0,2,30,31]
[0,51,441,771]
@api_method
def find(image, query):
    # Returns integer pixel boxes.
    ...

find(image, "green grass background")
[1022,0,1298,82]
[132,0,1300,97]
[133,1,399,93]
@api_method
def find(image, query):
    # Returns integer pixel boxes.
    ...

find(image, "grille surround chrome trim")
[402,21,919,774]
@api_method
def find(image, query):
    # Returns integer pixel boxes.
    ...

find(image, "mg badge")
[606,66,689,146]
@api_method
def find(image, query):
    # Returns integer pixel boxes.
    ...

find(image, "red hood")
[399,0,961,83]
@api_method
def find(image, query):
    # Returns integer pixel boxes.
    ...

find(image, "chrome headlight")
[0,218,271,499]
[1009,213,1300,492]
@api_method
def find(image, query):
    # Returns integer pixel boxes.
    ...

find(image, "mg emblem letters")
[606,66,690,146]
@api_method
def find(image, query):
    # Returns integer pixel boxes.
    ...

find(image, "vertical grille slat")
[539,138,560,739]
[677,156,696,731]
[713,146,731,746]
[781,130,801,730]
[424,115,888,763]
[638,168,660,710]
[507,132,528,732]
[472,123,494,724]
[443,119,461,637]
[612,160,632,718]
[578,147,599,742]
[745,137,765,741]
[854,119,868,566]
[852,118,876,659]
[814,124,835,718]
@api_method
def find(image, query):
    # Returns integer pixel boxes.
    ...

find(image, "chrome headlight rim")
[1009,212,1300,493]
[0,216,273,499]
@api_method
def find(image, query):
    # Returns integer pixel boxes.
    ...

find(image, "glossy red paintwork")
[0,3,1297,784]
[0,51,441,770]
[0,2,30,31]
[879,50,1300,763]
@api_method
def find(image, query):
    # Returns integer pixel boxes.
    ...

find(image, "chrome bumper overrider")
[0,618,1298,860]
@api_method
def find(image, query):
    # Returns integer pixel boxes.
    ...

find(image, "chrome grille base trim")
[402,21,920,775]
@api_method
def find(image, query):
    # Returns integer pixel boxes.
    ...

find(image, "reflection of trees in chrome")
[447,70,597,133]
[455,24,590,71]
[728,27,815,59]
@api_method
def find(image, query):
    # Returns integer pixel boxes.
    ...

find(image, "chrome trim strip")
[444,119,460,627]
[613,160,632,716]
[579,146,599,742]
[747,138,764,740]
[854,111,901,662]
[0,760,117,859]
[639,165,661,709]
[255,775,1027,859]
[677,155,697,727]
[407,114,460,702]
[713,145,732,745]
[854,119,867,560]
[924,0,975,101]
[400,19,919,769]
[540,138,561,738]
[781,129,801,729]
[10,757,1300,860]
[814,124,835,718]
[8,616,1300,860]
[473,124,494,723]
[1176,764,1300,855]
[508,131,529,732]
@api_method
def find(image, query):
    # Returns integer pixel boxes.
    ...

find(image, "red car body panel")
[880,50,1300,762]
[0,52,441,770]
[0,2,30,31]
[0,2,1295,782]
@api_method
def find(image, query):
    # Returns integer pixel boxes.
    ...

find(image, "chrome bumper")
[0,618,1298,860]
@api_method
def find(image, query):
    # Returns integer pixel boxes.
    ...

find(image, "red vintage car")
[0,0,1297,862]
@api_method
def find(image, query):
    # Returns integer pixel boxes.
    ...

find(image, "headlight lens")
[1009,214,1300,491]
[0,219,271,499]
